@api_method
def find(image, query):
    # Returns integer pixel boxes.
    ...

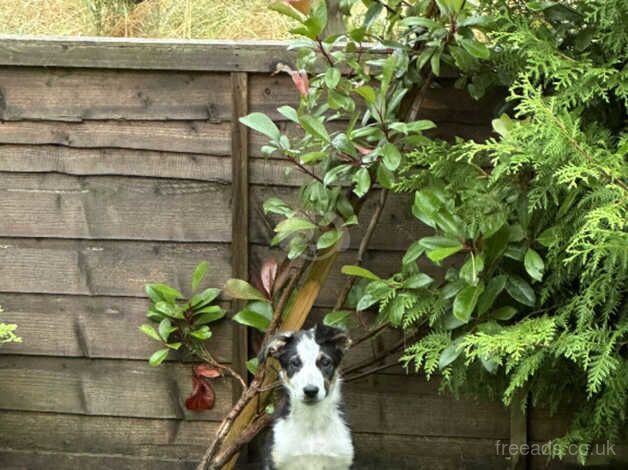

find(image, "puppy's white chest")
[272,414,353,470]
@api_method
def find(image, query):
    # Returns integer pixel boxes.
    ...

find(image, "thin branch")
[211,412,274,469]
[333,189,389,311]
[350,321,391,349]
[344,360,400,382]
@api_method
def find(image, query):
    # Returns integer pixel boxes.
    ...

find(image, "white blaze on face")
[285,334,326,402]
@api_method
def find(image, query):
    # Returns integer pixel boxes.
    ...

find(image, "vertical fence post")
[510,391,529,470]
[230,71,249,405]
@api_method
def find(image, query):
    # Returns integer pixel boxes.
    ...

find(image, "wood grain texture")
[0,238,231,297]
[0,449,198,470]
[230,71,250,403]
[0,356,233,421]
[0,173,231,242]
[0,120,230,154]
[0,68,232,122]
[0,36,295,73]
[0,411,214,459]
[0,293,232,361]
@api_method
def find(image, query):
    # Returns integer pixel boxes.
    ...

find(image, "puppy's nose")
[303,385,319,399]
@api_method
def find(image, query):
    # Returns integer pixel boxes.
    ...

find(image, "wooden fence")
[0,36,623,470]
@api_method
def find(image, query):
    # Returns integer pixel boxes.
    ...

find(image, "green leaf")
[443,312,468,329]
[191,261,208,291]
[317,229,343,250]
[505,275,536,307]
[190,326,212,340]
[356,293,379,311]
[190,288,221,309]
[491,114,513,137]
[524,249,544,282]
[277,105,299,123]
[492,306,518,321]
[460,38,490,59]
[352,167,371,198]
[145,283,183,304]
[402,240,425,265]
[276,217,318,234]
[480,356,499,374]
[148,348,169,366]
[460,254,485,286]
[239,112,280,140]
[299,115,330,142]
[158,319,177,342]
[325,67,341,89]
[376,164,394,189]
[224,279,268,301]
[403,273,434,289]
[381,143,401,171]
[323,310,352,329]
[355,85,377,105]
[453,284,484,322]
[430,52,441,76]
[232,301,273,332]
[439,342,463,369]
[301,151,327,164]
[477,275,507,315]
[139,324,162,342]
[194,308,226,326]
[324,164,352,186]
[399,16,440,29]
[263,197,293,217]
[246,357,259,374]
[405,120,436,133]
[419,236,464,262]
[537,226,559,247]
[341,265,381,281]
[308,0,328,36]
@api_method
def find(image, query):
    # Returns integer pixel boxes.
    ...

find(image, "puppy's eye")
[319,357,331,367]
[289,357,302,368]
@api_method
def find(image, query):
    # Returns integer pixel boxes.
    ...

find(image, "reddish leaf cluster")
[185,364,220,411]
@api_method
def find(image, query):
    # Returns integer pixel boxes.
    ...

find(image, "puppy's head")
[259,324,350,405]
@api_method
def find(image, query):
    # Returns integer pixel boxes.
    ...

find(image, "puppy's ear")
[314,323,351,351]
[257,331,295,364]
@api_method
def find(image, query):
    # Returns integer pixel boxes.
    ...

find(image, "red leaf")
[260,259,279,298]
[289,70,310,97]
[185,376,215,411]
[285,0,310,15]
[194,364,221,379]
[356,145,373,156]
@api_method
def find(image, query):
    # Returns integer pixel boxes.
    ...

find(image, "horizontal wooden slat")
[0,411,214,459]
[0,238,231,297]
[0,293,232,361]
[0,120,230,154]
[345,375,510,439]
[0,68,232,122]
[0,449,198,470]
[0,36,295,73]
[0,356,233,421]
[352,433,510,470]
[0,173,231,242]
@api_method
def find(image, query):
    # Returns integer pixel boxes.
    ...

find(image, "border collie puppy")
[260,324,354,470]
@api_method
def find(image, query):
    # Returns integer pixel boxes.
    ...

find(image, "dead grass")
[0,0,297,40]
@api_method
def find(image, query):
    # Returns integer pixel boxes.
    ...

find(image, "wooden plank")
[0,293,232,362]
[230,71,250,402]
[0,238,231,297]
[0,356,233,421]
[0,36,296,73]
[511,391,529,470]
[0,449,198,470]
[250,186,430,251]
[0,68,231,122]
[0,120,230,154]
[0,411,214,459]
[0,144,313,186]
[0,173,231,242]
[249,74,499,124]
[352,434,510,470]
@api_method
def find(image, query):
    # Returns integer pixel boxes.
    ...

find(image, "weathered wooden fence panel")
[0,36,621,470]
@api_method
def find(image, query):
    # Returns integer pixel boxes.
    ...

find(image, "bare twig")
[334,189,389,311]
[211,412,274,469]
[350,321,391,349]
[344,360,400,382]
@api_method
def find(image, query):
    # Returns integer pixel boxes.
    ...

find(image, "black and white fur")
[260,324,354,470]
